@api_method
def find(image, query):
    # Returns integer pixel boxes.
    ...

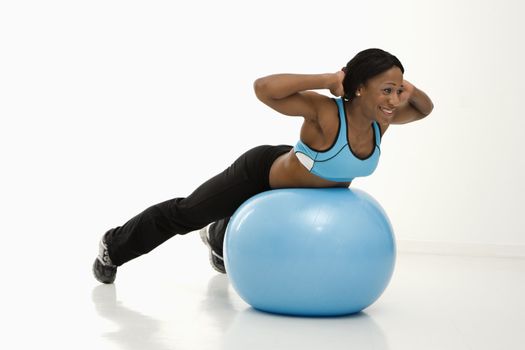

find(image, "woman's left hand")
[399,79,415,104]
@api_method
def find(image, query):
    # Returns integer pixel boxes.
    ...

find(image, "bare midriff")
[268,149,351,189]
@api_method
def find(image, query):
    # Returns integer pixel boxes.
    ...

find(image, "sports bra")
[293,98,381,182]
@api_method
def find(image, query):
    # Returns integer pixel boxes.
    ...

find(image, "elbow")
[417,99,434,118]
[253,78,264,99]
[424,100,435,117]
[253,77,272,102]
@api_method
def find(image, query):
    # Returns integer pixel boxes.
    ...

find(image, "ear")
[355,84,364,97]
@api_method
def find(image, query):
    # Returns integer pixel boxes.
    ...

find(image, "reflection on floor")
[8,233,524,350]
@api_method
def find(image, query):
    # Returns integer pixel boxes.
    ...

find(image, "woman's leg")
[200,144,293,266]
[94,145,292,283]
[105,148,266,267]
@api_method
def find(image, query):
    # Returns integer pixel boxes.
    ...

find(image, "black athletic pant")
[106,145,292,266]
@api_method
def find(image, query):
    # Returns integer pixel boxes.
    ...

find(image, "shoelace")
[98,239,116,267]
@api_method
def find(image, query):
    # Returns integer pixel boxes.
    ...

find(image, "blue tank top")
[293,98,381,182]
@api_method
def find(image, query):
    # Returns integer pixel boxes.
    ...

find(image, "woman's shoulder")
[315,95,340,126]
[307,95,341,147]
[308,92,338,108]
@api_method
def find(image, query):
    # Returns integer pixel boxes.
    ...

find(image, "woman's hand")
[329,70,345,97]
[388,79,434,124]
[399,79,415,105]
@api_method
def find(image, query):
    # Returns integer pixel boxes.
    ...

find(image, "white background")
[1,0,524,279]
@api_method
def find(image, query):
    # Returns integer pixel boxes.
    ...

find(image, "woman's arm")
[253,72,344,121]
[390,80,434,125]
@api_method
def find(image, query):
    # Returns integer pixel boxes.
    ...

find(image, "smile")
[380,106,395,117]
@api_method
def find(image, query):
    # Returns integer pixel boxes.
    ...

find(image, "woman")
[93,48,434,283]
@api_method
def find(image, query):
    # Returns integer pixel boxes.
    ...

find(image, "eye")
[383,88,392,94]
[397,89,403,95]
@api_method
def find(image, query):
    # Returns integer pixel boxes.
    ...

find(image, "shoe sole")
[92,258,116,284]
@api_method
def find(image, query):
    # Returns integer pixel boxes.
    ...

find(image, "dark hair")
[342,48,404,101]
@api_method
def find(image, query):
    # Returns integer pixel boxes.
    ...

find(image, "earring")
[356,92,361,97]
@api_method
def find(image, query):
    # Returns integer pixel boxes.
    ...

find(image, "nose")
[389,93,400,107]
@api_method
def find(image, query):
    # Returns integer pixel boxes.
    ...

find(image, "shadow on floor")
[92,274,389,350]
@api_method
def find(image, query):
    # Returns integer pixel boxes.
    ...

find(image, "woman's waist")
[269,149,351,189]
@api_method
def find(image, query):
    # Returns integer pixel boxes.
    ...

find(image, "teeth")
[381,107,393,114]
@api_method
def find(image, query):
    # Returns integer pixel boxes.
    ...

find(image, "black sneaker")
[199,225,226,274]
[92,232,117,284]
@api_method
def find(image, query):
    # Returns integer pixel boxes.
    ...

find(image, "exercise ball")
[224,187,396,317]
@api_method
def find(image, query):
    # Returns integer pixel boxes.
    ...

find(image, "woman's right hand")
[329,70,345,97]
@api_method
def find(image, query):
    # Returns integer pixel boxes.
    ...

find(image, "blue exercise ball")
[224,187,396,317]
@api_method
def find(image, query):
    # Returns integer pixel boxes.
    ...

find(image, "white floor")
[5,233,525,350]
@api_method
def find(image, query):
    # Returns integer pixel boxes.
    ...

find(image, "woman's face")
[357,66,404,125]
